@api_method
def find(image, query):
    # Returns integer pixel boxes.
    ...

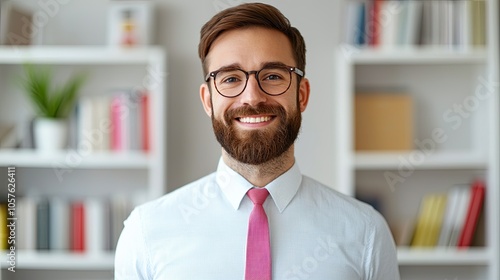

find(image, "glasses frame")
[205,65,304,98]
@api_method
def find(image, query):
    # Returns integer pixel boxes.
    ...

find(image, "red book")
[369,0,382,46]
[141,92,150,152]
[457,180,486,248]
[111,95,123,151]
[71,201,85,252]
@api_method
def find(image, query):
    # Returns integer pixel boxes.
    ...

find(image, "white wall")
[15,0,341,192]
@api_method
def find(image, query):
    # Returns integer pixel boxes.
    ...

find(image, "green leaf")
[18,64,86,119]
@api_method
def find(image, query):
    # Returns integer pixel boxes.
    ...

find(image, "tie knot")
[247,188,269,205]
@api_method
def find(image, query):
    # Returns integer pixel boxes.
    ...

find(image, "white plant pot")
[34,118,68,152]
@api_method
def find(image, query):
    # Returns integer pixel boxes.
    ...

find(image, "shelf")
[397,247,492,266]
[0,46,164,65]
[0,150,150,169]
[340,45,488,64]
[1,251,114,270]
[355,151,488,170]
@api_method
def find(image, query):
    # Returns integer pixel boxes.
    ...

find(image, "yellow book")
[427,195,447,247]
[0,204,7,250]
[471,0,486,46]
[411,195,436,247]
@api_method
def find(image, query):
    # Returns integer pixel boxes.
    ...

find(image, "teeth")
[239,116,272,123]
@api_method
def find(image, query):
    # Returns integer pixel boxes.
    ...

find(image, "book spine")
[71,201,85,252]
[36,199,50,250]
[448,186,471,246]
[0,204,7,250]
[458,180,486,248]
[111,95,123,151]
[85,198,106,254]
[437,186,461,246]
[141,92,150,152]
[17,198,36,250]
[411,194,435,247]
[49,197,69,251]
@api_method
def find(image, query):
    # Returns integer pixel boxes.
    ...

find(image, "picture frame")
[107,1,154,46]
[0,1,34,45]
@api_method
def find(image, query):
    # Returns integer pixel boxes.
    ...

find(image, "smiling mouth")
[237,116,274,124]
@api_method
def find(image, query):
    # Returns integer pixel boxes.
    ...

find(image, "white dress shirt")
[115,159,400,280]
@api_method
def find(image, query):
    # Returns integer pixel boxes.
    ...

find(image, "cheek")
[211,98,233,119]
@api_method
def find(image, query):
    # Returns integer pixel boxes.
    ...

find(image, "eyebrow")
[212,61,291,72]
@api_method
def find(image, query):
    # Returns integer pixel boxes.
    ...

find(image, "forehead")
[206,27,295,71]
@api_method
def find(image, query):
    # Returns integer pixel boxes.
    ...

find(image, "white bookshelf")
[1,250,115,270]
[335,0,499,279]
[397,247,492,266]
[0,150,151,169]
[355,151,488,170]
[0,46,167,279]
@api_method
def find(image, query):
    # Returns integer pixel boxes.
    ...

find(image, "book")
[0,122,17,149]
[77,97,96,152]
[402,1,423,46]
[458,179,486,248]
[85,198,108,254]
[471,0,486,46]
[36,199,50,250]
[49,197,70,251]
[379,1,399,48]
[141,92,150,152]
[437,186,463,246]
[109,195,132,250]
[111,92,131,151]
[70,201,85,252]
[426,194,447,247]
[343,1,362,45]
[77,96,111,152]
[354,93,413,151]
[448,185,472,247]
[394,219,415,247]
[411,194,435,247]
[0,204,7,250]
[17,197,37,250]
[368,0,382,46]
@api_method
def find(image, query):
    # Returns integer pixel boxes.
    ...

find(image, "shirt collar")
[215,157,302,213]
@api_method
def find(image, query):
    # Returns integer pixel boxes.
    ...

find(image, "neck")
[222,146,295,187]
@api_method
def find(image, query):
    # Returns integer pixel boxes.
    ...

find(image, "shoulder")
[299,176,388,229]
[128,172,218,226]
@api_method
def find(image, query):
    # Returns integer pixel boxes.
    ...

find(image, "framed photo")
[0,1,34,45]
[107,1,154,46]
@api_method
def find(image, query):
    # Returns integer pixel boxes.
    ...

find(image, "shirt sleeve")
[364,210,401,280]
[114,207,152,280]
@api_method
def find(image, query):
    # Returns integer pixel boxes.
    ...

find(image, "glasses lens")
[258,67,292,95]
[214,69,247,97]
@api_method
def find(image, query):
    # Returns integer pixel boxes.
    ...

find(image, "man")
[115,3,400,279]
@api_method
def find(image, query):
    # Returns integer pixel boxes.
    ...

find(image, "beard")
[211,102,302,165]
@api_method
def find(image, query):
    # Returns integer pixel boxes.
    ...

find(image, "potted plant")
[19,64,86,152]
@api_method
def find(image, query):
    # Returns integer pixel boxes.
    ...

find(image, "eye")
[217,70,245,84]
[264,74,282,81]
[222,76,240,83]
[260,68,287,82]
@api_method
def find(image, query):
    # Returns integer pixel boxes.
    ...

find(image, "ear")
[200,83,213,117]
[298,78,310,112]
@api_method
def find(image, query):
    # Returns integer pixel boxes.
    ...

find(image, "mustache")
[224,104,286,123]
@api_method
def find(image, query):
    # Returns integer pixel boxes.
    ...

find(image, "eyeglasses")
[205,65,304,98]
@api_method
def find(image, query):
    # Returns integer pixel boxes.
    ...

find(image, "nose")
[239,72,268,106]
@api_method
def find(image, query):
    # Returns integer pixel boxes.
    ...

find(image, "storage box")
[354,93,413,151]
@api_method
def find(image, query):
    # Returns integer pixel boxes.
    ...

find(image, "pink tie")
[245,188,272,280]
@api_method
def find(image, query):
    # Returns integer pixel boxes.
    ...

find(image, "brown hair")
[198,2,306,77]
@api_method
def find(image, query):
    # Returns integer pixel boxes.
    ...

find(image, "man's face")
[200,27,310,165]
